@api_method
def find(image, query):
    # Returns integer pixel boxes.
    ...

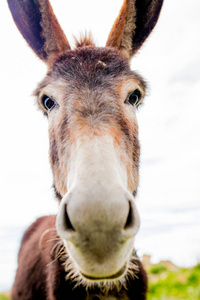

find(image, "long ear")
[7,0,71,63]
[106,0,164,60]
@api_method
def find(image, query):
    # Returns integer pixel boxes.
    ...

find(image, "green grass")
[1,264,200,299]
[149,264,167,274]
[0,294,10,300]
[148,264,200,300]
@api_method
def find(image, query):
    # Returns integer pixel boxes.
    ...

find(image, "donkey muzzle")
[56,186,140,279]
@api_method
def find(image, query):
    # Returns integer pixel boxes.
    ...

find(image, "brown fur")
[7,0,70,61]
[39,0,70,61]
[106,0,164,59]
[75,33,96,48]
[34,46,145,196]
[106,0,136,59]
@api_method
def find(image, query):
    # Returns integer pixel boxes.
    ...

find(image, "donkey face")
[35,46,145,280]
[8,0,163,285]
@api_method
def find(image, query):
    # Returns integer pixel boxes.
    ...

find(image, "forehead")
[36,47,146,93]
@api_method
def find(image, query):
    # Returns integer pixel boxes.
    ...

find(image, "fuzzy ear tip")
[106,0,164,60]
[7,0,71,62]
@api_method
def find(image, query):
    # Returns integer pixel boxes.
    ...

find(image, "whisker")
[47,245,67,267]
[55,248,66,260]
[50,240,63,255]
[39,228,57,249]
[46,237,61,243]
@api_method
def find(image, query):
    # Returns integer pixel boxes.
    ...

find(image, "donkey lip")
[81,265,126,281]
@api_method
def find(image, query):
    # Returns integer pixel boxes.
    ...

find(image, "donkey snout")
[56,188,140,240]
[56,187,140,278]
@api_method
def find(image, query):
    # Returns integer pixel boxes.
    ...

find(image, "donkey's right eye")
[42,95,55,112]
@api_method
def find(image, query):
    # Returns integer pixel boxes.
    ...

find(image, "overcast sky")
[0,0,200,289]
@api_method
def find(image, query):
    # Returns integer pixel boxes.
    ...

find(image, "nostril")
[124,201,134,230]
[64,204,75,232]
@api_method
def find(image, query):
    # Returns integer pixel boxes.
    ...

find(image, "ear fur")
[7,0,70,62]
[106,0,164,60]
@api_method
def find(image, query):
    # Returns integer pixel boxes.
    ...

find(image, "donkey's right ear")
[7,0,71,63]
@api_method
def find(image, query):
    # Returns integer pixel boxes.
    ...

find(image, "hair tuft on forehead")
[74,33,96,48]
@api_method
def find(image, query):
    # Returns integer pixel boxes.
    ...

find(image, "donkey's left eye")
[42,95,55,111]
[126,90,142,106]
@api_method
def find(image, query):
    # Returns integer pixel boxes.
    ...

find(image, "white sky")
[0,0,200,288]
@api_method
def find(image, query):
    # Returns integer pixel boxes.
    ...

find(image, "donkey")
[8,0,164,299]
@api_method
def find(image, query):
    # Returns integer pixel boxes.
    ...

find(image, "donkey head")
[8,0,163,286]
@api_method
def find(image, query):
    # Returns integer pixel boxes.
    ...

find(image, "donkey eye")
[42,95,55,111]
[126,90,142,106]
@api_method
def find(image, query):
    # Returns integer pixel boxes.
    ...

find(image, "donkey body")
[13,216,147,300]
[7,0,164,299]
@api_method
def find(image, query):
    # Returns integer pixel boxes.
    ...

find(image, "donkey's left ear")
[7,0,71,63]
[106,0,164,60]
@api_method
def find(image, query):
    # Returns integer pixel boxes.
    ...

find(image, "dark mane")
[74,33,96,48]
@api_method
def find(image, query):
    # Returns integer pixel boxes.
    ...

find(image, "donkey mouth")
[81,264,126,281]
